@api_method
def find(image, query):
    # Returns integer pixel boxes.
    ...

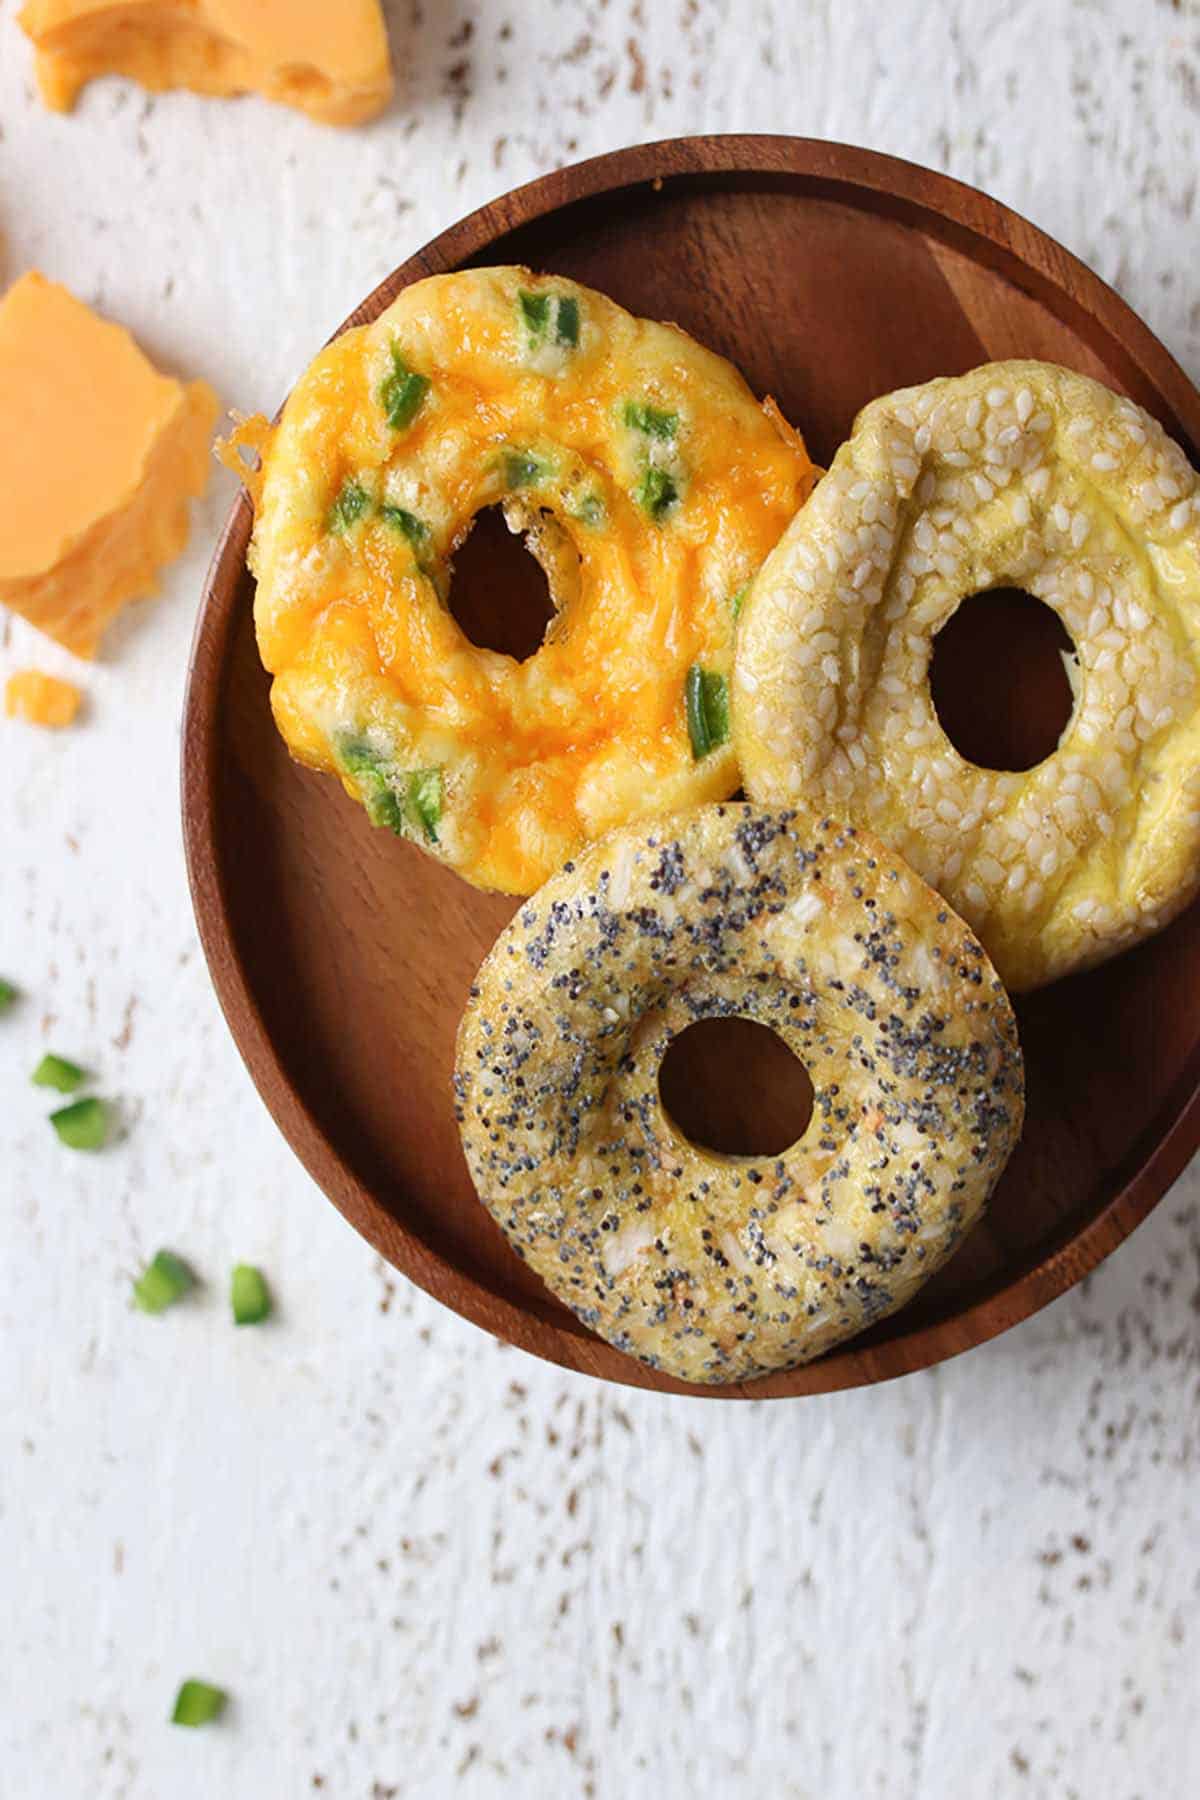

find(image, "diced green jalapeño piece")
[133,1250,194,1314]
[363,785,406,833]
[379,344,430,432]
[50,1096,108,1151]
[328,479,370,533]
[554,295,580,346]
[335,737,443,842]
[685,666,730,760]
[570,492,605,528]
[231,1263,271,1325]
[635,465,679,520]
[502,449,548,489]
[335,737,380,778]
[623,400,679,441]
[171,1680,227,1726]
[335,737,405,835]
[32,1052,86,1093]
[518,290,551,336]
[518,289,580,349]
[378,504,429,549]
[407,768,443,843]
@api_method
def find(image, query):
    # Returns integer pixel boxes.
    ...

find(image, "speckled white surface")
[3,2,1200,1796]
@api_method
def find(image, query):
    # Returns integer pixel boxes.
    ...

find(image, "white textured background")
[3,2,1200,1795]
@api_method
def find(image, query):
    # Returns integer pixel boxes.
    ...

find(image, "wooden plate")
[182,137,1200,1397]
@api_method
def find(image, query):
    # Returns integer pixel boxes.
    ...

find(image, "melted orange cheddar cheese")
[243,268,816,894]
[5,670,83,727]
[19,0,393,126]
[0,272,217,658]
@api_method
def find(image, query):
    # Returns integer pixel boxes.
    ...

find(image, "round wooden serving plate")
[183,137,1200,1398]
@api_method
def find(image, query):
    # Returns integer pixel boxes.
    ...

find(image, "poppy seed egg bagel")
[453,805,1024,1385]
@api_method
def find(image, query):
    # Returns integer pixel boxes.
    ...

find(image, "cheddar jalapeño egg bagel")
[242,268,816,893]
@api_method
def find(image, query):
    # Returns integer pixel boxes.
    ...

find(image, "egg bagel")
[454,805,1024,1385]
[734,361,1200,991]
[242,268,815,893]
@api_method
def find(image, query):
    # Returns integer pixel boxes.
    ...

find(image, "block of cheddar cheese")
[18,0,394,126]
[0,272,218,658]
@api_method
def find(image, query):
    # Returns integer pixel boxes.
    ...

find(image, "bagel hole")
[930,586,1076,772]
[449,505,561,662]
[658,1017,815,1157]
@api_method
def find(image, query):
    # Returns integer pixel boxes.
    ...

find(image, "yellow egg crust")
[734,361,1200,991]
[245,268,815,894]
[455,805,1024,1385]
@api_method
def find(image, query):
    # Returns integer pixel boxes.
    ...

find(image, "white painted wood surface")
[3,1,1200,1794]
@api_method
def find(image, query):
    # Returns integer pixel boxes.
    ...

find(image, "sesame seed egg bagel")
[734,361,1200,991]
[454,805,1024,1386]
[244,267,815,894]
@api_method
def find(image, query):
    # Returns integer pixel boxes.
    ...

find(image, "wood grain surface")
[183,136,1200,1398]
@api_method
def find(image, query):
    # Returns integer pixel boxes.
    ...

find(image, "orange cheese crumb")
[215,413,275,511]
[5,670,83,728]
[0,272,218,658]
[19,0,394,126]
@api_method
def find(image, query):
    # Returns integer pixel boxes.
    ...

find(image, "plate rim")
[181,133,1200,1399]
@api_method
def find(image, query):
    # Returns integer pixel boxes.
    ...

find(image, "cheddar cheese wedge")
[18,0,394,126]
[0,272,218,658]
